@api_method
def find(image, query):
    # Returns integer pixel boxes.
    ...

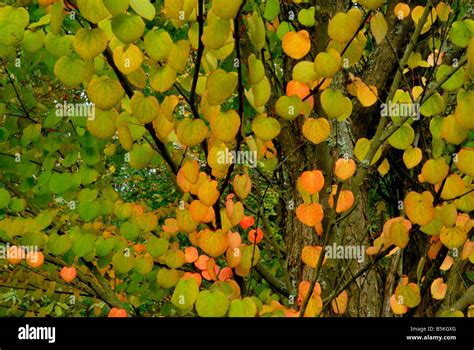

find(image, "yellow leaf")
[420,158,449,185]
[302,246,325,268]
[403,146,422,169]
[377,158,390,176]
[440,226,467,250]
[198,229,229,258]
[370,12,388,45]
[404,191,435,226]
[354,138,382,165]
[331,290,348,315]
[302,118,331,144]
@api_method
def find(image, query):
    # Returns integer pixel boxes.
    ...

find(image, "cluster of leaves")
[0,0,473,318]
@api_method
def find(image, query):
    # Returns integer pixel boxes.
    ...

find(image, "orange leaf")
[299,170,325,194]
[328,190,354,213]
[431,278,447,300]
[296,203,324,226]
[218,267,233,281]
[184,247,199,263]
[194,254,209,270]
[248,228,264,244]
[390,294,408,315]
[282,30,311,59]
[334,158,356,181]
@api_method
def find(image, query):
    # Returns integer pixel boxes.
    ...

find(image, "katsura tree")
[0,0,473,318]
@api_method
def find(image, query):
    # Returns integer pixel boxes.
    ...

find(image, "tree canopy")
[0,0,473,318]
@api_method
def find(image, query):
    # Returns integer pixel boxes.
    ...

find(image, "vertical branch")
[189,0,205,110]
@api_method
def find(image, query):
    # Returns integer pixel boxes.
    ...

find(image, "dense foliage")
[0,0,473,318]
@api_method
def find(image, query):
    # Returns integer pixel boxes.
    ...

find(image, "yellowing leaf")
[144,29,173,61]
[404,191,435,226]
[328,11,361,43]
[389,220,409,248]
[377,158,390,176]
[357,83,378,107]
[394,3,411,20]
[77,0,110,24]
[252,115,281,141]
[420,158,449,185]
[395,282,421,308]
[388,123,415,150]
[454,90,474,129]
[113,44,143,75]
[111,14,145,44]
[130,91,160,124]
[302,118,331,144]
[390,294,408,315]
[354,138,382,165]
[456,148,474,177]
[331,290,348,314]
[207,69,238,106]
[198,229,228,258]
[87,76,125,110]
[320,88,353,120]
[370,12,388,45]
[302,245,324,268]
[439,174,465,200]
[314,49,341,78]
[130,0,156,21]
[440,226,467,250]
[196,291,229,317]
[176,118,208,147]
[73,27,108,60]
[358,0,385,10]
[403,146,422,169]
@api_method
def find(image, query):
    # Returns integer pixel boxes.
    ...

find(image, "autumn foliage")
[0,0,473,319]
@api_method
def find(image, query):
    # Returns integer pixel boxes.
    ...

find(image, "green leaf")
[72,233,95,257]
[77,200,101,222]
[119,221,140,240]
[146,236,168,258]
[0,188,11,209]
[298,7,316,27]
[263,0,280,21]
[228,297,257,317]
[420,93,445,117]
[130,0,156,21]
[388,123,415,150]
[171,278,199,311]
[449,20,472,48]
[112,251,136,274]
[21,231,45,249]
[195,291,229,317]
[95,236,116,257]
[48,234,72,256]
[48,173,72,195]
